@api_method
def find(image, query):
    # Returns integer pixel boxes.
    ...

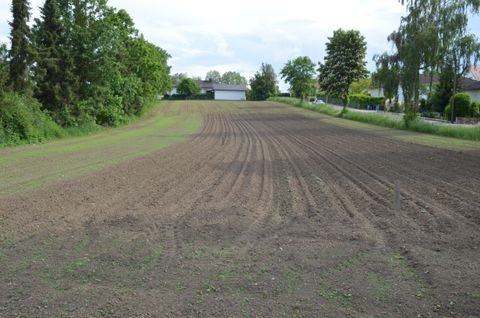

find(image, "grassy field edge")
[270,97,480,141]
[0,101,202,197]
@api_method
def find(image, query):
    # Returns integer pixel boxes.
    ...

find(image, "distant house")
[369,71,480,104]
[198,80,215,94]
[461,77,480,102]
[466,65,480,81]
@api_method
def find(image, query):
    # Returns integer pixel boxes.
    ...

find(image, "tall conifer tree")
[9,0,31,93]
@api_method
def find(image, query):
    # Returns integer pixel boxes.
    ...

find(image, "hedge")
[348,94,385,109]
[164,93,214,100]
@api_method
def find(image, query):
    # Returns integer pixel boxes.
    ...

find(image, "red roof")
[469,65,480,81]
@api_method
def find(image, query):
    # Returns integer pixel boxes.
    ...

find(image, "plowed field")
[1,101,479,317]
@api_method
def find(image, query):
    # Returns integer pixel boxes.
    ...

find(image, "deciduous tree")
[221,71,247,85]
[318,29,368,112]
[205,70,221,82]
[372,52,400,109]
[280,56,316,101]
[177,78,200,96]
[171,73,187,86]
[390,0,480,122]
[249,63,278,101]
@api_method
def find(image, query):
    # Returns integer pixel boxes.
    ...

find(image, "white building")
[462,78,480,102]
[369,71,480,104]
[212,84,246,101]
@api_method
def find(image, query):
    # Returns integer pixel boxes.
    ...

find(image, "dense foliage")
[249,63,278,101]
[0,92,64,144]
[204,70,247,85]
[471,102,480,118]
[9,0,31,93]
[1,0,172,145]
[221,71,247,85]
[372,52,400,107]
[280,56,316,101]
[444,92,472,120]
[318,29,368,112]
[348,94,384,109]
[375,0,480,122]
[177,78,201,96]
[205,70,222,82]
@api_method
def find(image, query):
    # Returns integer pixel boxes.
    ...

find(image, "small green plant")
[318,284,352,307]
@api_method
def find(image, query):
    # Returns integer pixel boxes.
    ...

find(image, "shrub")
[348,94,384,109]
[445,92,472,120]
[0,92,64,145]
[421,111,441,119]
[164,93,214,100]
[403,108,418,127]
[470,102,480,118]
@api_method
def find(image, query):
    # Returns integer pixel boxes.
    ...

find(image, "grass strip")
[270,97,480,141]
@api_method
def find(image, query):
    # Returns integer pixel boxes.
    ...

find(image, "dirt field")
[1,101,479,317]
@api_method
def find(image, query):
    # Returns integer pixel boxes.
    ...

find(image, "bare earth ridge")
[0,101,479,317]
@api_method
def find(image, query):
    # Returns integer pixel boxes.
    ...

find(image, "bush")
[470,102,480,118]
[445,92,472,120]
[421,111,441,119]
[164,93,214,100]
[0,92,64,145]
[348,94,384,109]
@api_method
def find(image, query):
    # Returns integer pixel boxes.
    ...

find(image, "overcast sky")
[1,0,479,90]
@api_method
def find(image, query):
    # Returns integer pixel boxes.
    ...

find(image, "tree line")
[1,0,171,144]
[372,0,480,122]
[252,0,479,123]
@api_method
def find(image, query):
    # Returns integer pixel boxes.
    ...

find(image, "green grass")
[0,101,202,197]
[270,97,480,142]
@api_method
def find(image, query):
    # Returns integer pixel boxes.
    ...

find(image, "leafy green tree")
[431,67,454,113]
[221,71,247,85]
[205,70,221,82]
[318,29,368,112]
[349,78,373,94]
[444,92,472,120]
[391,0,480,123]
[177,78,200,96]
[9,0,31,93]
[171,73,187,86]
[372,52,400,109]
[249,63,278,101]
[280,56,316,101]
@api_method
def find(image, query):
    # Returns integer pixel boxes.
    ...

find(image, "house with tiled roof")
[461,77,480,102]
[369,73,480,104]
[466,65,480,81]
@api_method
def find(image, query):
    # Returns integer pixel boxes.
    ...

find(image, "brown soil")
[1,101,479,317]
